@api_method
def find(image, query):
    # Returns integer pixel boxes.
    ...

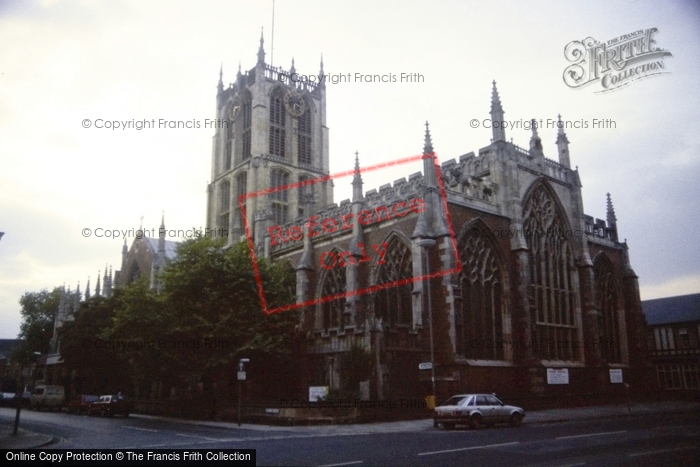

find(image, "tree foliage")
[157,238,298,381]
[59,237,299,401]
[59,296,130,394]
[17,288,61,354]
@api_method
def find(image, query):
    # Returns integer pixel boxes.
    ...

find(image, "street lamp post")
[237,358,249,426]
[13,351,41,436]
[417,238,437,401]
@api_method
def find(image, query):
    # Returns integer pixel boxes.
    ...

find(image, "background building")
[643,293,700,394]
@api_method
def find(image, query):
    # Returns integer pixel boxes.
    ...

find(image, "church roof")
[642,293,700,325]
[144,237,179,260]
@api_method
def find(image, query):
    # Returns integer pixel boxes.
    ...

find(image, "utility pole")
[417,238,436,400]
[13,351,40,436]
[237,358,250,426]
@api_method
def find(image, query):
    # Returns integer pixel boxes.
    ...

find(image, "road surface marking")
[629,446,696,457]
[319,461,363,467]
[140,431,375,448]
[418,441,519,456]
[175,433,226,441]
[556,430,627,440]
[124,427,159,432]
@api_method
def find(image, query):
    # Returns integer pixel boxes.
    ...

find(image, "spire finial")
[555,113,571,167]
[489,81,506,142]
[219,63,223,81]
[290,57,296,74]
[529,118,543,157]
[352,151,363,202]
[161,210,165,227]
[491,80,503,112]
[606,193,617,222]
[257,28,265,65]
[556,113,568,138]
[318,54,326,89]
[423,121,434,154]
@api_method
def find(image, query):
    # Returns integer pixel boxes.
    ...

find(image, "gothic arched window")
[374,237,413,327]
[269,88,286,157]
[270,169,289,225]
[235,172,247,231]
[594,255,624,363]
[219,180,230,231]
[297,105,312,165]
[225,101,235,170]
[241,93,252,161]
[128,261,142,284]
[458,228,505,360]
[297,174,314,217]
[320,251,346,331]
[523,184,579,361]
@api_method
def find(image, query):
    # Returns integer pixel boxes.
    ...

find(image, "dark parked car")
[0,392,17,406]
[68,395,100,414]
[434,393,525,429]
[87,394,131,417]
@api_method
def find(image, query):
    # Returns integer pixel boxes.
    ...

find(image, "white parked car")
[434,393,525,429]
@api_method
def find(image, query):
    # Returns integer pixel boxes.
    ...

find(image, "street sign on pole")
[418,362,433,370]
[237,371,246,381]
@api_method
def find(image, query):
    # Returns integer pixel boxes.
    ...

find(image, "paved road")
[2,407,699,466]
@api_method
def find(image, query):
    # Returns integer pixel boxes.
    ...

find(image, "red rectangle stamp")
[239,152,460,315]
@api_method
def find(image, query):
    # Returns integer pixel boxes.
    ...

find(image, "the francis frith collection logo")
[563,28,672,93]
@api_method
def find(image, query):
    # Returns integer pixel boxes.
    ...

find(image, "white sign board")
[609,369,623,384]
[237,371,246,381]
[418,362,433,370]
[309,386,329,402]
[546,368,569,385]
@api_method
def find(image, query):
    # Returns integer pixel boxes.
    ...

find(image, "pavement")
[0,426,54,449]
[1,400,698,448]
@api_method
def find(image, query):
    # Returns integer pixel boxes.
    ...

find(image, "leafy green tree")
[105,278,172,399]
[59,295,130,395]
[157,238,298,387]
[60,237,299,403]
[17,288,61,354]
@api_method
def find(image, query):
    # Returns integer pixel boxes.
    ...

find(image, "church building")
[206,38,650,403]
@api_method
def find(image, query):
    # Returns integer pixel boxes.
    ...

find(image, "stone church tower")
[206,34,332,253]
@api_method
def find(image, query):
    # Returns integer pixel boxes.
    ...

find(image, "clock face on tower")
[283,90,306,117]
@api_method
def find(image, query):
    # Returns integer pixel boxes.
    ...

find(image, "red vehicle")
[87,394,131,417]
[68,395,100,414]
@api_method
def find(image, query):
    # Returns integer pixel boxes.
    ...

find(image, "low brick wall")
[131,399,434,424]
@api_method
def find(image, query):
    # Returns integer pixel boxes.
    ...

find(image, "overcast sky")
[1,0,699,339]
